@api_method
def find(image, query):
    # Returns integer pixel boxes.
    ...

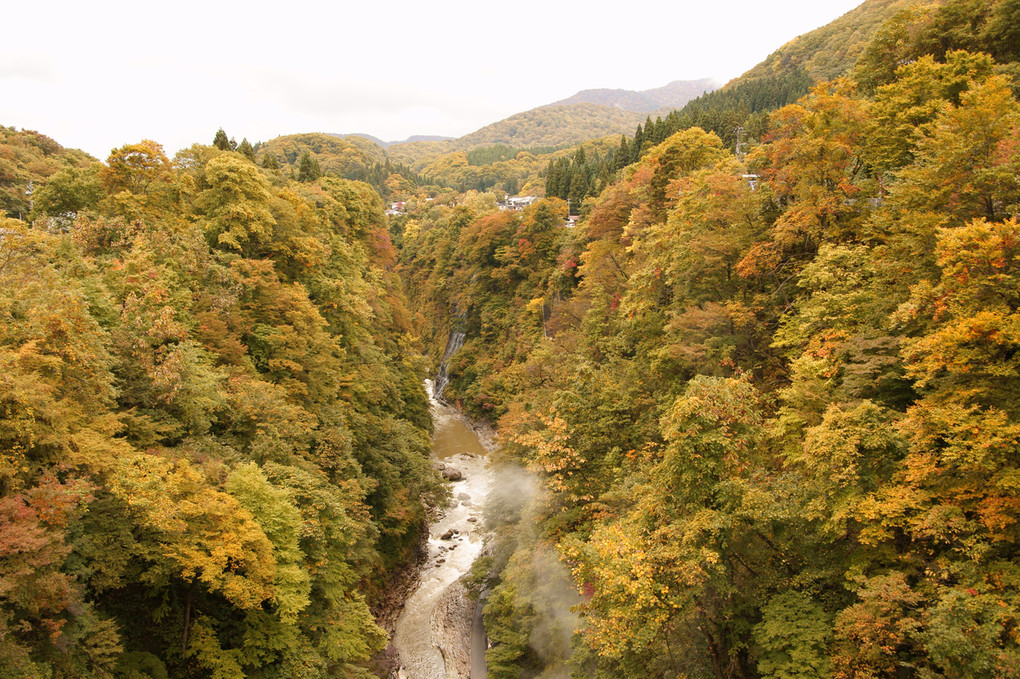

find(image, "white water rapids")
[393,381,493,679]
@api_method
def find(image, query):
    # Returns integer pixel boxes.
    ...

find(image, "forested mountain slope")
[0,126,95,219]
[0,138,442,678]
[252,132,422,199]
[455,104,649,149]
[398,40,1020,678]
[381,104,650,168]
[739,0,928,83]
[575,0,1020,205]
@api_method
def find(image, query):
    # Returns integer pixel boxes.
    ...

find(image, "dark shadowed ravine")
[392,381,492,678]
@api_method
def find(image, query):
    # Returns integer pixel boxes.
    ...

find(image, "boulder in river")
[442,467,464,481]
[441,529,458,540]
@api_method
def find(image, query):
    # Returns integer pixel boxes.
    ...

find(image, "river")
[392,381,493,679]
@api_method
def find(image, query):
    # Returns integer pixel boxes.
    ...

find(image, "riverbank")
[368,537,428,678]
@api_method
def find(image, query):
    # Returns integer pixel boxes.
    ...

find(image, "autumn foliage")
[399,37,1020,679]
[0,137,440,677]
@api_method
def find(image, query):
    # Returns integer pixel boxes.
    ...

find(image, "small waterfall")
[434,329,465,403]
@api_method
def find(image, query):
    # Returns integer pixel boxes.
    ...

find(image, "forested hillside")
[0,127,95,219]
[618,0,1016,183]
[455,105,649,151]
[739,0,926,83]
[399,27,1020,679]
[252,132,422,200]
[0,138,442,678]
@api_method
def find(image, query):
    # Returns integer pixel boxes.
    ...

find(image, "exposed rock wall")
[433,578,475,679]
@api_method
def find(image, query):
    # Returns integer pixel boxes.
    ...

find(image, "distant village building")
[499,195,539,211]
[385,201,406,217]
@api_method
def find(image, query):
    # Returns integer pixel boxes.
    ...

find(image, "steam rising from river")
[484,464,582,677]
[392,381,581,678]
[528,546,581,677]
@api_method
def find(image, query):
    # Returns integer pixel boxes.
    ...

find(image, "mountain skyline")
[546,78,724,112]
[335,78,722,150]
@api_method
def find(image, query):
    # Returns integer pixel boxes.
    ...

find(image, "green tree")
[754,592,832,679]
[30,164,104,224]
[212,128,231,151]
[297,151,322,182]
[893,73,1020,225]
[237,138,256,162]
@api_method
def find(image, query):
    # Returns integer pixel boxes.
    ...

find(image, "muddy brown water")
[392,382,492,678]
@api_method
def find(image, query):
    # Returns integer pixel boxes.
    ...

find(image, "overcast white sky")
[1,0,864,159]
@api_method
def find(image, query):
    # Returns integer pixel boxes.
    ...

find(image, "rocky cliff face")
[433,578,475,679]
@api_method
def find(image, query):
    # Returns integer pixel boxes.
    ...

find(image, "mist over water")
[393,381,582,678]
[483,464,582,677]
[527,545,581,674]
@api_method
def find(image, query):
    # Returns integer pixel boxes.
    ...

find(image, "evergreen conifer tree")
[567,165,588,210]
[297,152,321,182]
[616,136,631,171]
[213,128,231,151]
[545,160,557,197]
[632,124,644,163]
[237,138,256,162]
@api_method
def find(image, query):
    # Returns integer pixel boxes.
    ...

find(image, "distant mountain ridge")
[333,133,455,148]
[380,102,651,168]
[454,103,649,149]
[326,78,720,157]
[548,78,723,112]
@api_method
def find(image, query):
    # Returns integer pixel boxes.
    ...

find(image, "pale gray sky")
[1,0,864,159]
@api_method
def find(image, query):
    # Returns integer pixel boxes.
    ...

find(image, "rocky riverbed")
[389,382,496,679]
